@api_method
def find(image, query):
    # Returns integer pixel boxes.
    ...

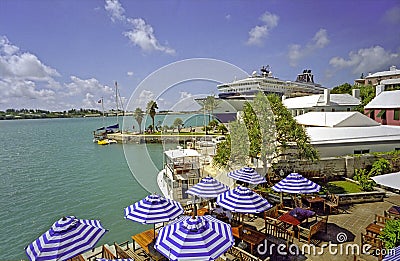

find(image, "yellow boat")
[97,139,117,145]
[97,139,109,145]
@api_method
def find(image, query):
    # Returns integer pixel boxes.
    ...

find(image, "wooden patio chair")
[324,192,339,214]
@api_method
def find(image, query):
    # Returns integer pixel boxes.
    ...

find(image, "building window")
[395,148,400,151]
[347,108,350,111]
[354,149,370,154]
[394,109,400,121]
[369,110,375,120]
[377,110,386,120]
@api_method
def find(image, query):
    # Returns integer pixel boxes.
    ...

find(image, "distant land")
[0,108,120,120]
[0,109,196,120]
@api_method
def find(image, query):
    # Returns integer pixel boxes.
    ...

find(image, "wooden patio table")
[278,212,301,227]
[303,196,325,209]
[132,229,165,261]
[232,227,266,254]
[366,223,384,237]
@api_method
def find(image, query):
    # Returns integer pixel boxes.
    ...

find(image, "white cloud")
[329,45,400,74]
[63,76,116,110]
[179,91,192,99]
[0,36,60,81]
[246,11,279,46]
[0,36,61,109]
[104,0,125,22]
[260,12,279,28]
[288,28,330,66]
[104,0,175,54]
[127,71,134,76]
[313,29,329,48]
[383,6,400,24]
[124,18,175,54]
[0,35,119,111]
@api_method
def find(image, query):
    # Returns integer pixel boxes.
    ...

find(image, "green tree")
[198,95,220,134]
[213,136,231,169]
[173,118,184,133]
[133,107,144,133]
[217,123,228,135]
[242,101,261,161]
[252,92,277,175]
[146,100,158,133]
[208,119,219,131]
[266,94,318,161]
[330,83,352,94]
[354,84,375,112]
[229,119,250,167]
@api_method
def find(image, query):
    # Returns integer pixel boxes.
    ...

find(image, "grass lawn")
[324,180,363,194]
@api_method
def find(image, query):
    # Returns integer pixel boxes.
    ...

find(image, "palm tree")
[146,100,158,133]
[133,107,144,133]
[198,95,220,134]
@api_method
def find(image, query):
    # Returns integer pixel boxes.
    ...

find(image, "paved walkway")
[294,193,399,261]
[243,192,400,261]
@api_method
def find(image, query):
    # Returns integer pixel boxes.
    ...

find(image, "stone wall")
[273,153,400,179]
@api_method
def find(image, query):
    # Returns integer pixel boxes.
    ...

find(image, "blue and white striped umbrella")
[155,215,234,261]
[227,167,266,185]
[186,176,229,199]
[271,173,321,194]
[216,186,272,213]
[383,246,400,261]
[26,216,107,261]
[124,194,183,224]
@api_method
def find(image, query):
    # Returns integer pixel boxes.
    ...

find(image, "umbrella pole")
[193,195,197,216]
[154,223,156,240]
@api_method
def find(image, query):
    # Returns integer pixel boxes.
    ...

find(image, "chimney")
[324,89,330,105]
[376,85,385,97]
[352,89,360,99]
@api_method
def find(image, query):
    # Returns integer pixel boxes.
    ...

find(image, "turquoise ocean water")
[0,117,170,260]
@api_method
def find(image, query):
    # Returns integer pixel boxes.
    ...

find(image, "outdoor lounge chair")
[114,241,150,260]
[68,254,85,261]
[294,197,310,209]
[361,233,383,260]
[298,215,328,244]
[86,245,116,261]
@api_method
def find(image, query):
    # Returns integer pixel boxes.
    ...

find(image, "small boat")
[97,139,118,145]
[93,81,123,142]
[157,147,204,206]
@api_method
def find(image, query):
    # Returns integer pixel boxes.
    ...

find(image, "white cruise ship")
[196,66,327,113]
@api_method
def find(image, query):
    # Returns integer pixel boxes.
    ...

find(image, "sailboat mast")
[115,81,119,126]
[101,96,105,129]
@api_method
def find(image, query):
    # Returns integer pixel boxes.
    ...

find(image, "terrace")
[78,192,400,261]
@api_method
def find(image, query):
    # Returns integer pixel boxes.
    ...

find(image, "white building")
[283,89,360,116]
[354,65,400,86]
[295,111,400,157]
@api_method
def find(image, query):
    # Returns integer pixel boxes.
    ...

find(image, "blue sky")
[0,0,399,111]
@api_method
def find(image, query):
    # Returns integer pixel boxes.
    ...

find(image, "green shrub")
[353,169,375,191]
[369,158,392,177]
[379,219,400,250]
